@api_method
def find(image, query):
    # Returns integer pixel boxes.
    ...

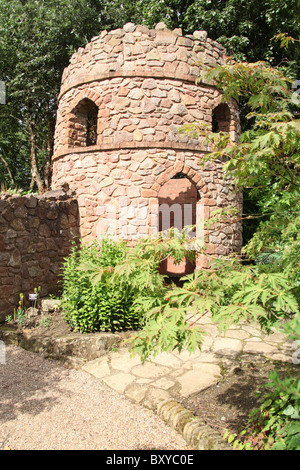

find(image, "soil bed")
[1,305,132,343]
[0,308,130,368]
[176,360,300,441]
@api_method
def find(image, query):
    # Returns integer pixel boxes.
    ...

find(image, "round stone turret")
[52,23,242,271]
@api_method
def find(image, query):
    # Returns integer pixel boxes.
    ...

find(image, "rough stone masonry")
[0,188,79,321]
[52,22,243,273]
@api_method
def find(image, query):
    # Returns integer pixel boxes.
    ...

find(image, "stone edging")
[155,398,231,450]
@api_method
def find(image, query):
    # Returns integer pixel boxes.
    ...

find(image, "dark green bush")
[61,238,143,333]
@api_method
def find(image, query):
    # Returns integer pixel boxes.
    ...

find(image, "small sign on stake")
[29,293,38,302]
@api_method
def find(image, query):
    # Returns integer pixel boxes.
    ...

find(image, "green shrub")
[250,369,300,450]
[223,312,300,450]
[224,364,300,450]
[61,238,143,333]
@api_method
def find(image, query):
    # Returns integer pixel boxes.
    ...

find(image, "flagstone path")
[82,316,294,410]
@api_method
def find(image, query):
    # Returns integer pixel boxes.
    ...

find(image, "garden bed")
[0,303,128,368]
[177,359,300,444]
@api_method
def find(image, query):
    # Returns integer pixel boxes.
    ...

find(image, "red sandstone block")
[142,189,157,198]
[118,86,129,96]
[99,108,110,117]
[202,198,217,206]
[196,254,210,269]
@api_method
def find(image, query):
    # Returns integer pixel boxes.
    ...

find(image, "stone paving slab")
[82,318,293,405]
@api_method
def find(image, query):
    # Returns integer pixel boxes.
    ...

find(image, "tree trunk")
[0,153,15,186]
[28,119,45,194]
[44,117,55,190]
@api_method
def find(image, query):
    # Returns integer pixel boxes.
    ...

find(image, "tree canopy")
[138,0,300,67]
[0,0,299,191]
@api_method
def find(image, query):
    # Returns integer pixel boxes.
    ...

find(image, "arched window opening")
[86,111,98,146]
[158,175,200,278]
[212,103,231,133]
[69,98,98,147]
[171,172,186,180]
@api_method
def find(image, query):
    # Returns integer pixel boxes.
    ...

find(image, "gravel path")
[0,345,189,450]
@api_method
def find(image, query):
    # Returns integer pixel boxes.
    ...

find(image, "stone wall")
[52,22,243,269]
[0,189,79,321]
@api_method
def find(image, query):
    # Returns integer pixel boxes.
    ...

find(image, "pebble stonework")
[52,22,243,272]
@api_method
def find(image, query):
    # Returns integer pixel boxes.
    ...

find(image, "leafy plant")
[185,57,300,451]
[68,228,204,360]
[223,364,300,450]
[39,316,52,328]
[13,293,27,325]
[125,252,299,361]
[61,238,142,333]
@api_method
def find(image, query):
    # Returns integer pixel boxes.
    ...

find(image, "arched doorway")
[158,173,199,278]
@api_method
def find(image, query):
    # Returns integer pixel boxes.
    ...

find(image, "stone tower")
[52,22,242,273]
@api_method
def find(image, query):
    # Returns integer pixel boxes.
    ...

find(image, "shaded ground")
[177,360,300,440]
[0,345,190,450]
